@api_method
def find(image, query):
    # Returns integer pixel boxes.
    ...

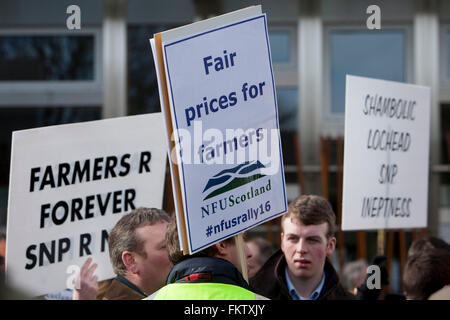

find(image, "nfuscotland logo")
[200,160,272,220]
[202,161,266,200]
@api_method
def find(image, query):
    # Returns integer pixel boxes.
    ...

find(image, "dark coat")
[166,256,251,289]
[98,275,147,300]
[250,249,355,300]
[146,256,268,300]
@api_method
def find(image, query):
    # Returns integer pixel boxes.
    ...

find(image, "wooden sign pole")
[154,33,190,254]
[377,229,385,255]
[336,136,345,271]
[385,230,394,293]
[235,233,248,282]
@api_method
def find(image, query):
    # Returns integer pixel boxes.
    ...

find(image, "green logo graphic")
[202,161,266,200]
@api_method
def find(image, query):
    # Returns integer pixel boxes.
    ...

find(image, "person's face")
[281,218,335,281]
[133,222,172,292]
[246,241,261,278]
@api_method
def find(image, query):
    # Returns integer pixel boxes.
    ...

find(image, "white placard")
[6,113,167,296]
[342,75,430,230]
[155,9,287,253]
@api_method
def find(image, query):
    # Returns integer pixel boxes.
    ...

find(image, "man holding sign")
[146,217,267,300]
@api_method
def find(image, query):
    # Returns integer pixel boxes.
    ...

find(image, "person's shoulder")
[250,249,287,299]
[250,250,279,284]
[101,278,144,300]
[322,260,357,300]
[96,278,114,300]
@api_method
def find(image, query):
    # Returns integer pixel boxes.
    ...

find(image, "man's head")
[407,237,450,257]
[403,248,450,300]
[108,207,172,294]
[280,195,337,281]
[166,217,251,273]
[341,259,368,293]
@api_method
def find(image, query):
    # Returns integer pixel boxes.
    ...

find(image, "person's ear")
[326,237,336,256]
[215,241,228,257]
[122,251,138,274]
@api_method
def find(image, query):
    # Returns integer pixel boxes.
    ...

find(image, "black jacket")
[250,249,354,300]
[166,256,251,289]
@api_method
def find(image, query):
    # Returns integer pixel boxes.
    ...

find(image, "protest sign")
[6,113,167,296]
[342,75,430,230]
[151,6,287,254]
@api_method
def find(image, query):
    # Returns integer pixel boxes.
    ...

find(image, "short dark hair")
[165,216,234,265]
[281,195,337,238]
[407,237,450,257]
[108,207,170,276]
[403,248,450,300]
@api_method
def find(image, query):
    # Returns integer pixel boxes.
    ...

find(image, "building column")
[298,0,323,193]
[103,0,127,118]
[414,0,440,235]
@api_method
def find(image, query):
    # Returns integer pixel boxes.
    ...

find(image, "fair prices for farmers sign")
[342,75,430,230]
[6,113,167,296]
[151,6,288,254]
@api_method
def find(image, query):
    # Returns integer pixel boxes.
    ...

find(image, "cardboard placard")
[342,75,430,230]
[6,113,167,296]
[151,6,287,254]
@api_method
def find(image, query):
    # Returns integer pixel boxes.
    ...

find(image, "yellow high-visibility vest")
[148,282,256,300]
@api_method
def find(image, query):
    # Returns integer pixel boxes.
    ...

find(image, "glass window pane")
[0,35,94,81]
[277,87,298,170]
[447,29,450,79]
[277,87,298,132]
[269,31,291,63]
[128,25,179,115]
[330,30,405,114]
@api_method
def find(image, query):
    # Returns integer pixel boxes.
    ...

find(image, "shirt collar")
[284,267,326,300]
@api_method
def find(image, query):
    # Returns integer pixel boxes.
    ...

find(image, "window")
[325,28,410,122]
[277,87,299,180]
[127,25,180,115]
[268,26,298,180]
[0,35,94,81]
[269,31,291,63]
[441,25,450,89]
[268,26,297,79]
[447,29,450,80]
[277,87,298,132]
[0,29,102,107]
